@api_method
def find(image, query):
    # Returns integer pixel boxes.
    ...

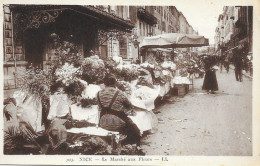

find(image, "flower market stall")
[140,33,209,97]
[4,48,162,154]
[140,33,209,48]
[4,32,208,155]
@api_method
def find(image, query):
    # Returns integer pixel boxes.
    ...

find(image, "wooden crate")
[174,84,186,97]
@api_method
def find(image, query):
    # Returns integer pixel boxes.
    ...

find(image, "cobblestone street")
[141,69,252,156]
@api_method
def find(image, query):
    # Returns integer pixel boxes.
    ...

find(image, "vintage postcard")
[0,0,260,165]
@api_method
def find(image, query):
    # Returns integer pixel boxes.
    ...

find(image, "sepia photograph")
[1,0,259,165]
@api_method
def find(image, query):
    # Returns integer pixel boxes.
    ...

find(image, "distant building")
[214,6,253,56]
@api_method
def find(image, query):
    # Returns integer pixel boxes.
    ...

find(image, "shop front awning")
[140,33,209,48]
[149,48,173,53]
[9,5,135,32]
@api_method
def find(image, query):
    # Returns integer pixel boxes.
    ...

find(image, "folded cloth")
[16,95,42,132]
[173,76,192,84]
[70,104,99,125]
[48,94,70,120]
[128,109,158,135]
[82,84,101,99]
[13,90,27,106]
[67,109,157,136]
[67,126,119,136]
[130,86,159,111]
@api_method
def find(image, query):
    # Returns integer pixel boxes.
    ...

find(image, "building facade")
[3,5,199,90]
[3,5,134,89]
[105,5,197,62]
[214,6,253,56]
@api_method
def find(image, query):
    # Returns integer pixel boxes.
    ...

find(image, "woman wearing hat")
[202,55,219,94]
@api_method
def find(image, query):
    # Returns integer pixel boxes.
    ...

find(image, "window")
[162,21,166,32]
[119,37,127,59]
[139,22,142,36]
[147,24,150,36]
[143,22,145,36]
[116,6,124,18]
[146,24,148,36]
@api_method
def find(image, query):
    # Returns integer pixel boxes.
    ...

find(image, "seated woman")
[97,74,141,146]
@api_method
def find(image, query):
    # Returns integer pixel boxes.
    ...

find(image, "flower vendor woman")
[97,74,141,146]
[202,55,219,94]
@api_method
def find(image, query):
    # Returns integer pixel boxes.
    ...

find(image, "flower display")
[161,61,177,71]
[64,81,85,100]
[116,67,139,82]
[55,63,82,86]
[21,65,54,98]
[137,76,154,89]
[132,86,156,101]
[146,53,158,65]
[81,56,106,84]
[49,34,83,68]
[116,81,132,96]
[103,57,119,71]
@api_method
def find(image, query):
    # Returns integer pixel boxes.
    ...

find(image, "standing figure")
[224,55,230,73]
[233,44,244,82]
[202,55,219,94]
[219,53,224,73]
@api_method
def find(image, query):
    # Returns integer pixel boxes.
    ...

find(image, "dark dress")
[202,57,218,91]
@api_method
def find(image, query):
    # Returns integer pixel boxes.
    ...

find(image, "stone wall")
[3,5,27,90]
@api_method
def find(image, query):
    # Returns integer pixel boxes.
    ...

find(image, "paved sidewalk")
[141,69,252,155]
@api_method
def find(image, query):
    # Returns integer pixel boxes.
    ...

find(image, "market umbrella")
[140,33,209,48]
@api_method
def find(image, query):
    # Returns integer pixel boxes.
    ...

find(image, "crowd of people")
[218,42,252,82]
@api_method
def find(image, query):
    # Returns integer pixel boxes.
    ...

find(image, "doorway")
[23,29,45,68]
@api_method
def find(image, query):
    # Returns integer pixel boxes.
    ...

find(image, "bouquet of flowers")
[55,63,82,86]
[179,68,188,77]
[116,67,139,82]
[116,81,132,96]
[103,57,119,71]
[63,81,85,101]
[21,65,54,98]
[56,41,82,67]
[81,56,106,84]
[138,68,150,76]
[146,54,158,65]
[49,33,83,68]
[137,76,154,89]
